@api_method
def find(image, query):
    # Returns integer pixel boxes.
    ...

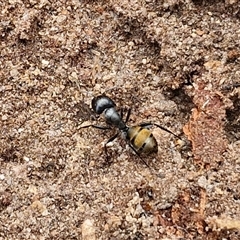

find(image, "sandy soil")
[0,0,240,239]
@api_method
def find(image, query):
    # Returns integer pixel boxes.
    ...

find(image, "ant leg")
[120,108,124,119]
[138,122,180,139]
[125,108,131,123]
[104,132,119,160]
[119,108,131,123]
[152,123,181,139]
[138,122,152,128]
[79,124,112,130]
[128,143,151,169]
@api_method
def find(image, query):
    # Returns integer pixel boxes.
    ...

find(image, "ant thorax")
[104,107,126,129]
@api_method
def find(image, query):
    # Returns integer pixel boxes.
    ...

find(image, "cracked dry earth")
[1,0,240,239]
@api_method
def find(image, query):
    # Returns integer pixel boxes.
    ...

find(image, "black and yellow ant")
[80,95,181,167]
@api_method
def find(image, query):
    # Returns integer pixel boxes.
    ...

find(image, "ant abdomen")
[127,126,158,154]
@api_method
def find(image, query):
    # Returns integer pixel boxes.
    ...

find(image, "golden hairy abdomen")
[127,126,158,154]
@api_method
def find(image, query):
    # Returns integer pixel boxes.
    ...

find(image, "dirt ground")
[1,0,240,239]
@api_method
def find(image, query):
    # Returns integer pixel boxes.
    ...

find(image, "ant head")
[92,95,116,114]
